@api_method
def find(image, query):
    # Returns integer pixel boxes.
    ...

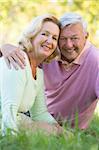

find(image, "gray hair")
[60,12,87,31]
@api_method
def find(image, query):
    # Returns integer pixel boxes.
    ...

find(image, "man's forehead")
[60,24,84,37]
[62,22,82,29]
[61,23,83,32]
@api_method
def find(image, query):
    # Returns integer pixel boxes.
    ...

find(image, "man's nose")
[66,39,73,48]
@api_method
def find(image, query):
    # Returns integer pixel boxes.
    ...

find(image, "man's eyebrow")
[72,34,79,36]
[60,34,79,37]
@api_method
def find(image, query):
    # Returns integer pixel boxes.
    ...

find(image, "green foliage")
[0,0,99,47]
[0,115,99,150]
[0,0,99,148]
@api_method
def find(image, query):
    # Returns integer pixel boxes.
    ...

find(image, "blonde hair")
[18,14,61,63]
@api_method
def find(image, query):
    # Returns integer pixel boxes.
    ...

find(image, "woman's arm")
[18,112,63,136]
[28,69,63,135]
[0,57,26,135]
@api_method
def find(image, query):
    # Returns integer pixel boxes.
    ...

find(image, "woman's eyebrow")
[42,30,59,37]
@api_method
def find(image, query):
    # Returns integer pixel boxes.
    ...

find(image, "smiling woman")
[32,21,59,59]
[0,14,62,135]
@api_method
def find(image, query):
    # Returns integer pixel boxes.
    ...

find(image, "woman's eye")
[53,37,57,41]
[41,33,48,36]
[41,33,45,35]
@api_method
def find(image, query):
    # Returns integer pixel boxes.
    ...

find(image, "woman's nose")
[47,36,53,44]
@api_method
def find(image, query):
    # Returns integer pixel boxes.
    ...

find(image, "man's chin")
[61,55,75,63]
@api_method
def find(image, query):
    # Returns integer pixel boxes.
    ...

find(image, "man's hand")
[1,44,26,70]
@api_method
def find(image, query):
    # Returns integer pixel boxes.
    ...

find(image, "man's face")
[59,23,88,63]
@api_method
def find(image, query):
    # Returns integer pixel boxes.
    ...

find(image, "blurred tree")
[0,0,99,47]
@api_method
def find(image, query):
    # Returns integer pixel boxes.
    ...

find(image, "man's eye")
[71,37,79,40]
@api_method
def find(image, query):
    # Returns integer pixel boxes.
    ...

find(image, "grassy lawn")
[0,114,99,150]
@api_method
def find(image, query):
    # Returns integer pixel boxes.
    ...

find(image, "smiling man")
[1,12,99,129]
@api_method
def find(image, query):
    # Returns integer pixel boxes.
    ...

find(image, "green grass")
[0,114,99,150]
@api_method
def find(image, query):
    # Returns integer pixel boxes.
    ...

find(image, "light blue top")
[0,54,56,134]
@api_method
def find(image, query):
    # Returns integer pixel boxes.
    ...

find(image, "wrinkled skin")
[59,23,88,63]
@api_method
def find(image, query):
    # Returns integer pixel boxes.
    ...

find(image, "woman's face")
[31,21,60,61]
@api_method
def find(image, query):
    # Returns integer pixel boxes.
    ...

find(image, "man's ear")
[0,49,2,57]
[85,32,89,39]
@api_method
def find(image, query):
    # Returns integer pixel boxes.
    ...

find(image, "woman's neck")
[27,51,44,67]
[27,51,44,79]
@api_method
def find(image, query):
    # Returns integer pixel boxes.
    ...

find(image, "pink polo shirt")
[42,41,99,129]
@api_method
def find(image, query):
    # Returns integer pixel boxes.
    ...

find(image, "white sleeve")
[30,71,57,124]
[0,57,26,134]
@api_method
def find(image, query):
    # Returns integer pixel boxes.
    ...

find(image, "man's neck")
[61,55,75,64]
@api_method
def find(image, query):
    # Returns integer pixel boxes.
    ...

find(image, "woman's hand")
[1,44,26,70]
[18,113,63,135]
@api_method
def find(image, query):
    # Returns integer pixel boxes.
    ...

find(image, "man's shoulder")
[42,60,61,73]
[89,43,99,57]
[42,60,59,67]
[90,42,99,51]
[88,43,99,67]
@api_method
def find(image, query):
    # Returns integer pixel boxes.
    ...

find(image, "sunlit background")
[0,0,99,48]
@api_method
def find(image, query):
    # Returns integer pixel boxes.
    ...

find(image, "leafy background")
[0,1,99,149]
[0,0,99,47]
[0,0,99,110]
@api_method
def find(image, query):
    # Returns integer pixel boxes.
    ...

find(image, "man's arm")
[1,44,26,69]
